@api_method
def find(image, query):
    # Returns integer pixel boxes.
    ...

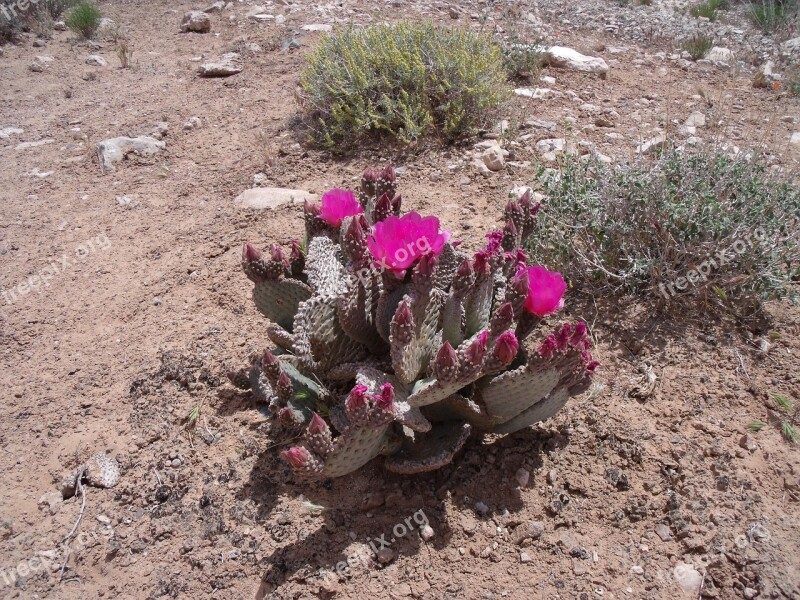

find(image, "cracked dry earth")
[1,0,799,599]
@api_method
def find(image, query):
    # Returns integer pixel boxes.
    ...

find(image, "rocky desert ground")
[1,0,799,599]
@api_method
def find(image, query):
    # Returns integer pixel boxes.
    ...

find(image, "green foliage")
[690,0,727,20]
[748,0,798,32]
[501,41,545,81]
[299,22,509,149]
[747,420,766,431]
[527,151,800,318]
[65,0,100,40]
[681,33,714,60]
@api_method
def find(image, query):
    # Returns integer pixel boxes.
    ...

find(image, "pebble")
[420,525,434,541]
[520,551,532,563]
[654,523,672,541]
[511,521,544,545]
[474,501,489,515]
[515,467,530,488]
[630,565,644,575]
[376,547,394,564]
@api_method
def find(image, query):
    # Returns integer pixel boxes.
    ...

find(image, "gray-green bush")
[526,151,800,317]
[299,22,509,149]
[65,0,100,39]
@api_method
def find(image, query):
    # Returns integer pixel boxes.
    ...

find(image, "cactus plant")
[229,166,599,479]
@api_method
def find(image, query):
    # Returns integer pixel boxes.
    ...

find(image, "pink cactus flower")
[319,189,363,227]
[520,265,567,317]
[281,446,310,468]
[465,331,489,365]
[367,212,451,276]
[346,384,370,411]
[375,383,395,411]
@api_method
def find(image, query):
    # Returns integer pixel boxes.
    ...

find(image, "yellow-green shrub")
[299,22,509,149]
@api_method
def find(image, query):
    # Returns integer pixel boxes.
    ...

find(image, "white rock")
[636,133,667,155]
[545,46,609,75]
[35,55,54,64]
[705,47,734,68]
[471,158,491,177]
[790,132,800,146]
[482,146,506,171]
[515,467,530,487]
[54,21,67,31]
[420,525,434,541]
[198,53,242,77]
[204,0,226,12]
[86,55,107,67]
[96,136,166,172]
[535,138,566,155]
[181,10,211,33]
[301,23,332,32]
[253,172,268,186]
[0,127,24,139]
[685,112,706,128]
[16,139,54,150]
[673,562,703,595]
[514,87,551,99]
[183,117,202,130]
[539,75,556,85]
[275,14,286,25]
[781,36,800,56]
[235,188,314,210]
[247,8,274,22]
[28,168,53,178]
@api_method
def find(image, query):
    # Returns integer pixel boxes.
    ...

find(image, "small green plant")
[501,41,546,81]
[299,22,509,149]
[747,421,766,432]
[527,151,800,318]
[65,1,101,40]
[117,41,132,68]
[681,33,714,60]
[773,395,798,443]
[748,0,798,32]
[690,0,726,20]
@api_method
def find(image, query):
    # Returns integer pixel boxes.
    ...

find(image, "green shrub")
[748,0,798,31]
[681,33,714,60]
[65,0,100,39]
[690,0,727,20]
[526,151,800,318]
[299,22,509,149]
[501,41,546,81]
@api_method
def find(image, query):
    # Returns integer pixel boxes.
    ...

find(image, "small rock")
[705,47,734,68]
[743,587,758,599]
[54,21,67,31]
[204,0,226,12]
[513,87,552,99]
[275,14,285,25]
[33,38,46,47]
[301,23,332,32]
[511,521,544,545]
[253,172,268,186]
[637,133,667,155]
[520,551,532,563]
[474,501,489,515]
[198,53,242,77]
[685,111,706,128]
[631,565,644,575]
[171,458,181,467]
[0,127,24,139]
[84,453,121,488]
[60,473,78,498]
[654,523,672,541]
[420,525,434,541]
[86,55,107,67]
[235,187,313,210]
[482,147,505,172]
[16,139,54,150]
[515,467,530,488]
[739,434,758,452]
[545,46,609,76]
[96,136,166,172]
[790,132,800,146]
[181,11,211,33]
[96,514,111,525]
[183,116,202,130]
[376,547,394,564]
[673,562,703,595]
[39,492,63,515]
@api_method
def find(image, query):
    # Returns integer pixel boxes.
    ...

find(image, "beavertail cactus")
[230,167,599,479]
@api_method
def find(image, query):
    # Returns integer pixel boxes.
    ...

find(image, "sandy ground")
[1,1,799,598]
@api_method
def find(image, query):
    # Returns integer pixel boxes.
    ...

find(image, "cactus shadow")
[249,427,567,598]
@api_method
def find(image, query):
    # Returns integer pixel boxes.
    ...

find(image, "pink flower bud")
[281,446,310,468]
[304,199,320,218]
[308,412,329,435]
[434,341,459,381]
[346,384,370,411]
[375,383,395,411]
[465,330,489,365]
[537,334,558,359]
[556,323,572,352]
[493,331,519,365]
[243,242,263,264]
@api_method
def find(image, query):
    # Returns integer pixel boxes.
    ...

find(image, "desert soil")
[1,1,799,599]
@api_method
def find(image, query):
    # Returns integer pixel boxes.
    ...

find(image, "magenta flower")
[367,211,451,275]
[520,265,567,317]
[319,189,363,227]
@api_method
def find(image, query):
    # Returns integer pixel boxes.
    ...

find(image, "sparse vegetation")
[116,41,132,68]
[40,0,79,18]
[690,0,726,20]
[748,0,799,32]
[299,22,509,149]
[65,0,101,40]
[527,151,800,318]
[681,33,714,60]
